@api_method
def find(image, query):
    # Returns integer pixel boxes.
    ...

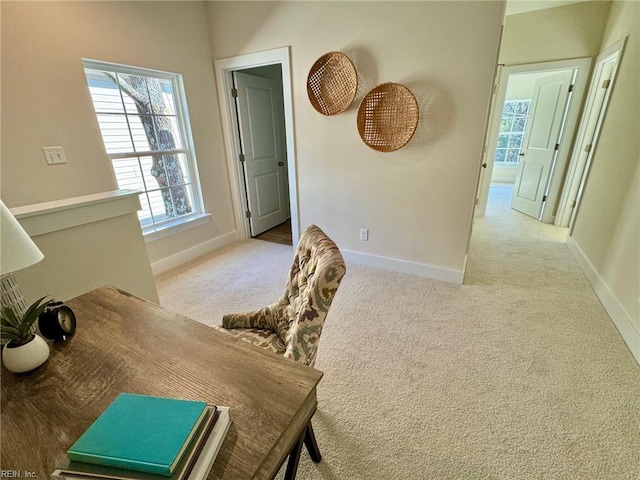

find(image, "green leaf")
[22,296,49,323]
[0,296,50,342]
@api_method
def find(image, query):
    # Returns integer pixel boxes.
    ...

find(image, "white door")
[557,40,626,227]
[511,71,574,218]
[234,72,289,236]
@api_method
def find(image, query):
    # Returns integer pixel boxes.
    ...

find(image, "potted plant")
[1,296,51,373]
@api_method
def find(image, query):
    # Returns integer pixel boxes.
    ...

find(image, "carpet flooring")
[155,185,639,479]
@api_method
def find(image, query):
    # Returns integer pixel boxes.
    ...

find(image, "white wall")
[1,2,238,296]
[500,1,612,65]
[208,1,504,282]
[569,0,639,363]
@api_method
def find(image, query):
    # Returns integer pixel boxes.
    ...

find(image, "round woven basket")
[357,82,419,152]
[307,52,358,116]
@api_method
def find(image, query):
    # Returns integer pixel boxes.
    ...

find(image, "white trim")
[476,57,592,222]
[81,59,206,231]
[150,231,239,275]
[560,37,628,230]
[214,47,300,247]
[341,250,464,285]
[12,190,141,237]
[566,236,640,365]
[144,213,211,243]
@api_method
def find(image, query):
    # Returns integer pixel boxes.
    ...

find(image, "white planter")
[2,334,50,373]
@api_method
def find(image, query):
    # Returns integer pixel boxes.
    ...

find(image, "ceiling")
[505,0,594,16]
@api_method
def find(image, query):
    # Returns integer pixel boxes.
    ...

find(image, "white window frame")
[82,59,206,238]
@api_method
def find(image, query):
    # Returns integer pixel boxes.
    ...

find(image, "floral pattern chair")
[220,224,346,368]
[216,224,346,478]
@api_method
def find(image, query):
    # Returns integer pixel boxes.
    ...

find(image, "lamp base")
[1,273,28,315]
[0,273,27,315]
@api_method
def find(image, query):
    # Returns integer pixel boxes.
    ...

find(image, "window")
[495,99,531,165]
[82,60,203,233]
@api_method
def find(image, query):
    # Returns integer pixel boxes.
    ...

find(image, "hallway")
[464,184,588,295]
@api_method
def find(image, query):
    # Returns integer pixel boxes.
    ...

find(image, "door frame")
[557,37,627,230]
[214,47,300,246]
[476,57,592,223]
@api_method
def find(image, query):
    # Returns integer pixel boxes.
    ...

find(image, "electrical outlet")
[360,228,369,241]
[42,146,67,165]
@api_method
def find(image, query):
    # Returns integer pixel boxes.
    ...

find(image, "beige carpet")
[155,185,640,479]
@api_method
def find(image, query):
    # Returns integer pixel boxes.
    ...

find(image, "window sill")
[143,213,211,243]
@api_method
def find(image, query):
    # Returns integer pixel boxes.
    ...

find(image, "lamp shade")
[0,200,44,275]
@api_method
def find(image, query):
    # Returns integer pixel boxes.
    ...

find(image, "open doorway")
[233,66,292,245]
[476,58,592,224]
[214,47,300,247]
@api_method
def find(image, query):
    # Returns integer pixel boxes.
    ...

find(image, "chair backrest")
[276,224,346,367]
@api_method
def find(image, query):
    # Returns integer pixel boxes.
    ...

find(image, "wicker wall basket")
[357,82,419,152]
[307,52,358,116]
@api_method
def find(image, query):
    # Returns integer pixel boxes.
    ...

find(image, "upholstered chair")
[220,224,346,368]
[217,224,346,479]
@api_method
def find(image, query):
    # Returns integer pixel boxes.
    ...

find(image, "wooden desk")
[0,286,323,479]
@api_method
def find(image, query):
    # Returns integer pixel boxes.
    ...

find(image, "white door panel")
[512,71,573,218]
[254,172,282,217]
[234,72,289,236]
[519,162,545,201]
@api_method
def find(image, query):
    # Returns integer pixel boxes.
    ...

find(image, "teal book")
[67,393,208,476]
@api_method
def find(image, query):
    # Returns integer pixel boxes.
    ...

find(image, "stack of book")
[52,393,231,480]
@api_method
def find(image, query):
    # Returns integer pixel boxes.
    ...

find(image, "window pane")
[515,101,530,115]
[111,157,145,191]
[499,117,511,132]
[512,117,527,132]
[163,154,190,186]
[506,149,520,163]
[497,134,509,149]
[508,134,523,149]
[171,183,194,217]
[495,149,506,162]
[139,156,159,190]
[133,115,157,151]
[119,74,151,115]
[152,78,177,115]
[147,189,171,223]
[138,193,154,227]
[85,69,125,114]
[503,102,514,114]
[97,114,134,154]
[156,117,183,150]
[129,115,152,152]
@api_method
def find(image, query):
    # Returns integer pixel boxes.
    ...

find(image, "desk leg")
[284,432,305,480]
[304,421,322,463]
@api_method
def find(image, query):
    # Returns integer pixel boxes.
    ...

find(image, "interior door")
[234,71,289,236]
[557,51,620,227]
[511,71,574,218]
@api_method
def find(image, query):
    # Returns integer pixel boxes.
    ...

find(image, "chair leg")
[304,421,322,463]
[284,432,305,480]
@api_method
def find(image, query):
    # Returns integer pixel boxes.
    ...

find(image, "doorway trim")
[214,47,300,246]
[558,37,627,230]
[476,57,592,223]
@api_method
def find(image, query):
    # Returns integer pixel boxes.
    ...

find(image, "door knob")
[278,161,284,166]
[482,163,487,168]
[519,152,525,156]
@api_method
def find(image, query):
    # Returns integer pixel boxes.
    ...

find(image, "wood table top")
[0,285,323,479]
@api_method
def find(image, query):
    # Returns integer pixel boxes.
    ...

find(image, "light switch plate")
[42,146,67,165]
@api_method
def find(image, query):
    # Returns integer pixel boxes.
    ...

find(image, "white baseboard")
[151,231,238,275]
[566,236,640,365]
[341,249,464,284]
